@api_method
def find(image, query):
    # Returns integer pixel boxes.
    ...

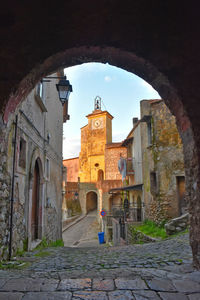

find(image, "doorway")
[31,160,40,241]
[177,176,186,216]
[86,191,97,213]
[137,196,142,222]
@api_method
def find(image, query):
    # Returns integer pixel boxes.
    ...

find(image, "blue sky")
[63,63,160,159]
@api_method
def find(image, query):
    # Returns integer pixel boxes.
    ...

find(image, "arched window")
[98,169,104,181]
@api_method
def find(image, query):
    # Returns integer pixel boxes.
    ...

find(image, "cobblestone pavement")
[1,233,200,299]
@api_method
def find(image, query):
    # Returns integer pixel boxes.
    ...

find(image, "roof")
[86,110,113,120]
[109,184,143,193]
[121,137,133,147]
[63,157,79,162]
[149,99,163,104]
[105,142,124,149]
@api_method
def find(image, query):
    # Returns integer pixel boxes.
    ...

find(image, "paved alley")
[1,233,200,299]
[62,211,100,248]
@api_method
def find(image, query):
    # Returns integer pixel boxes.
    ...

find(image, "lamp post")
[56,77,73,105]
[42,75,73,105]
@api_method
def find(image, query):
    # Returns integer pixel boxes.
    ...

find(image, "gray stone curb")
[62,215,86,233]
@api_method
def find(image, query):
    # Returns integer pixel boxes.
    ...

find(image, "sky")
[63,63,160,159]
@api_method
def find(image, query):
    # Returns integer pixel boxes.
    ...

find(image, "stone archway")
[1,2,200,267]
[28,155,44,250]
[86,191,98,214]
[31,160,40,241]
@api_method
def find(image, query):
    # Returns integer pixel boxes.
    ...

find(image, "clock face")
[94,119,102,128]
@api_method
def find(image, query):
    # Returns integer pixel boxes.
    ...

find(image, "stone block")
[172,280,200,293]
[115,278,147,290]
[93,279,114,291]
[133,290,160,300]
[2,278,47,292]
[147,279,176,292]
[188,294,200,300]
[22,292,72,300]
[0,292,24,300]
[73,290,108,299]
[0,279,6,289]
[40,279,59,291]
[158,292,188,300]
[58,278,91,291]
[108,290,133,300]
[175,227,182,232]
[179,223,186,228]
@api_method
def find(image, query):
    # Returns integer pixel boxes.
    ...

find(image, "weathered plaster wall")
[141,100,185,223]
[63,158,79,182]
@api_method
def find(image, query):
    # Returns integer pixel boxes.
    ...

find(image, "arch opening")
[31,160,40,241]
[2,45,199,267]
[86,191,98,214]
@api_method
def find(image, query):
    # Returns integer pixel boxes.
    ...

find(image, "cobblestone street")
[1,233,200,299]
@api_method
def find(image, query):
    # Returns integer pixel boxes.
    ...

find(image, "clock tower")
[79,96,113,182]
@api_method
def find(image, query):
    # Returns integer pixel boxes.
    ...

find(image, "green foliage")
[23,238,28,251]
[49,239,64,247]
[36,238,64,250]
[135,219,168,239]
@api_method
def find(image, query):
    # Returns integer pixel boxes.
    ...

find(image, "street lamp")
[74,192,79,200]
[56,77,73,105]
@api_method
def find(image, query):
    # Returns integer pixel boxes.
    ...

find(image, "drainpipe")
[9,115,18,260]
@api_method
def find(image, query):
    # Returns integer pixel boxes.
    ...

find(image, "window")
[37,82,44,100]
[147,121,152,145]
[35,82,47,112]
[19,137,26,169]
[98,169,104,181]
[150,171,157,195]
[46,158,50,180]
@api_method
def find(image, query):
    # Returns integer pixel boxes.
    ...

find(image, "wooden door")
[31,161,40,240]
[137,196,142,222]
[177,176,186,216]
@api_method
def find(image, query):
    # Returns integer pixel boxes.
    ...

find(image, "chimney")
[133,117,138,127]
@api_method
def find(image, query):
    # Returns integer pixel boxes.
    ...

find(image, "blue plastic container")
[98,232,105,244]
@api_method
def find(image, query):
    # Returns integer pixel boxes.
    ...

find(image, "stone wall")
[141,100,185,223]
[79,182,98,215]
[165,213,189,235]
[0,72,64,259]
[0,116,12,259]
[105,144,127,180]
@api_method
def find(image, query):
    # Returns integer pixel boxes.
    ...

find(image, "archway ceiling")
[1,1,200,125]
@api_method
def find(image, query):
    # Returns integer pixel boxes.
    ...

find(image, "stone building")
[119,99,186,224]
[63,97,126,219]
[0,71,69,258]
[140,99,186,222]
